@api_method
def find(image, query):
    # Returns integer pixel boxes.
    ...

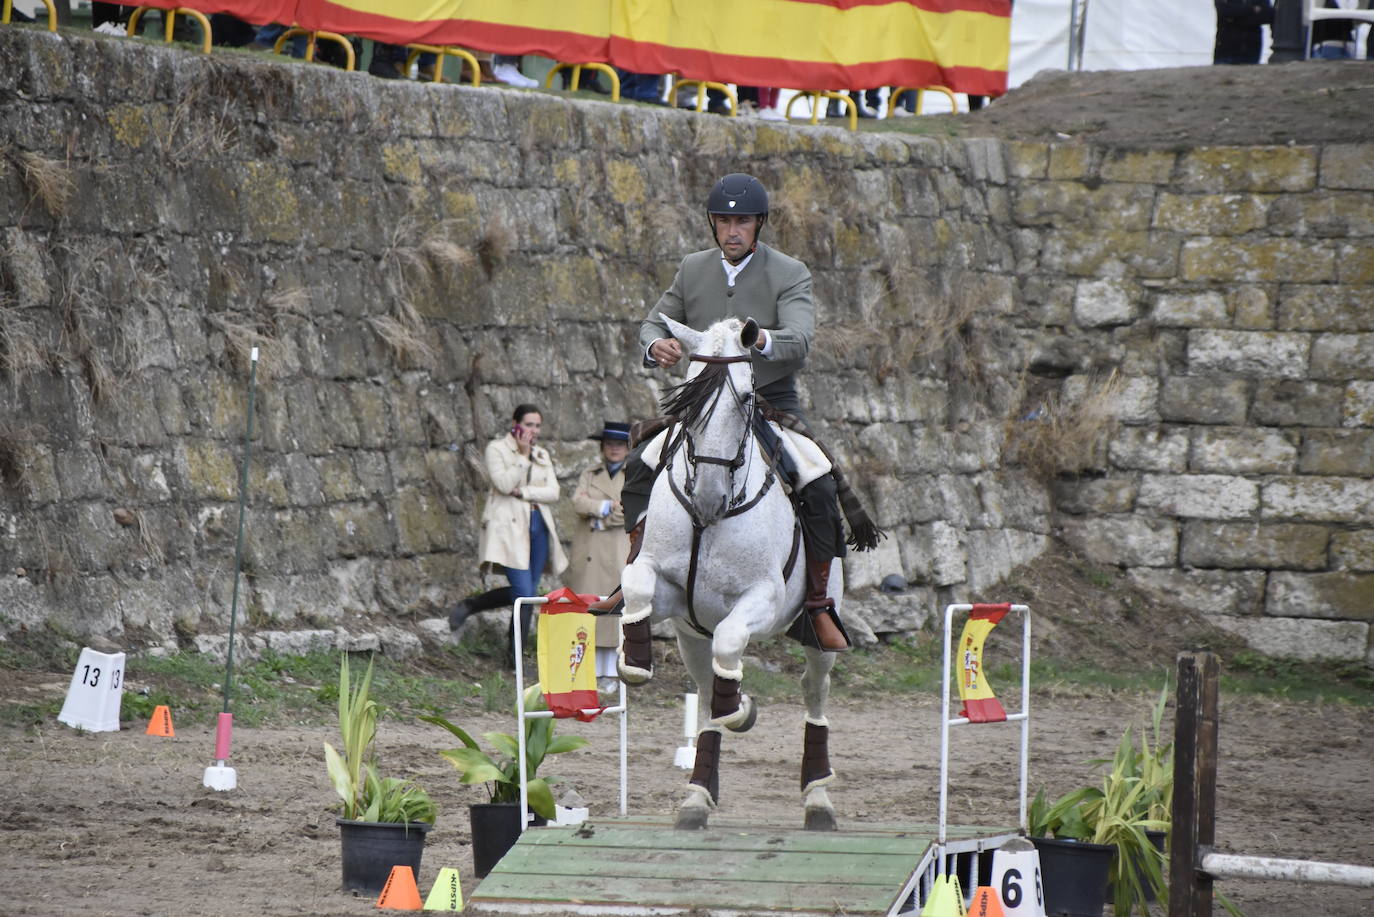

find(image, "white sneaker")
[758,107,786,121]
[492,63,538,88]
[94,21,126,35]
[890,106,914,118]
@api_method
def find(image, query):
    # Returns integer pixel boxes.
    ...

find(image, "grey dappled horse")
[619,315,840,831]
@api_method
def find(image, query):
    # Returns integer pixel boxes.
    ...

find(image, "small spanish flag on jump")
[536,588,605,722]
[957,604,1010,723]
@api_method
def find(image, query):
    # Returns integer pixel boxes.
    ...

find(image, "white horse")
[619,315,840,831]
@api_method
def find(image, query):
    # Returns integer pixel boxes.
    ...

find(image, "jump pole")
[203,346,258,792]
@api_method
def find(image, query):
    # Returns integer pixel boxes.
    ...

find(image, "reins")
[662,350,798,637]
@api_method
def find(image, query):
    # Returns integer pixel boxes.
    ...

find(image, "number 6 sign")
[989,837,1046,917]
[58,647,126,732]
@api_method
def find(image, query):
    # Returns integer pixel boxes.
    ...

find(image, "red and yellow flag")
[138,0,1010,95]
[957,603,1009,723]
[536,587,603,721]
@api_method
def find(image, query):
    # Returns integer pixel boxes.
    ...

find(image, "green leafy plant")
[1029,683,1173,916]
[323,653,436,825]
[422,683,588,820]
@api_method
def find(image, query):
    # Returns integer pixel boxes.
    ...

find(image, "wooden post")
[1170,651,1219,917]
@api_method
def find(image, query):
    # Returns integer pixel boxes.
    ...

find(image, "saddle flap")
[770,422,832,490]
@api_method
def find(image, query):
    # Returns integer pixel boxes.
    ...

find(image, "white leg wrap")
[712,659,744,681]
[804,714,829,728]
[682,782,716,810]
[802,771,837,795]
[620,604,652,626]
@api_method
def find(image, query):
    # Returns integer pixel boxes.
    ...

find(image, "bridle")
[662,350,801,637]
[667,352,771,526]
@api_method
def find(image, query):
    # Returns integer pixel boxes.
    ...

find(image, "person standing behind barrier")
[1213,0,1274,63]
[478,404,568,667]
[567,421,632,691]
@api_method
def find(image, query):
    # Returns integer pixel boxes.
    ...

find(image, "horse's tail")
[764,408,885,553]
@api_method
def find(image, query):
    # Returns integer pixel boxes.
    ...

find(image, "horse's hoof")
[675,807,710,830]
[617,660,652,685]
[712,693,757,733]
[804,807,838,832]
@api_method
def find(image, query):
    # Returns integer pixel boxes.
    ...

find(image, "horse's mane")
[658,321,748,428]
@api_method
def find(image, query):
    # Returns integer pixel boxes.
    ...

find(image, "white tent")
[1009,0,1220,88]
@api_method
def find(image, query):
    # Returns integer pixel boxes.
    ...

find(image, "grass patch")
[4,628,1370,732]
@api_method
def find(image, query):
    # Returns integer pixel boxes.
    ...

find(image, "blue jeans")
[504,509,548,601]
[504,509,549,647]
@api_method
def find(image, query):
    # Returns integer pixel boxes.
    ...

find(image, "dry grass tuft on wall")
[1003,369,1123,481]
[14,151,74,216]
[476,218,513,278]
[368,300,436,369]
[0,302,48,388]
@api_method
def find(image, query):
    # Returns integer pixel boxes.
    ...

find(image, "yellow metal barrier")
[273,27,356,70]
[127,6,212,53]
[404,44,480,86]
[673,78,737,117]
[544,61,621,102]
[784,91,857,131]
[886,85,959,117]
[2,0,57,31]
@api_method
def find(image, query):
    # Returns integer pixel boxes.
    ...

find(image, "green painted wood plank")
[515,824,932,855]
[472,873,900,914]
[494,843,919,885]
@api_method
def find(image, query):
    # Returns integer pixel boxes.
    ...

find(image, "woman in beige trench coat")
[566,421,631,687]
[475,403,568,665]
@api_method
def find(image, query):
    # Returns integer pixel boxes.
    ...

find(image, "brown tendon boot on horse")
[708,667,756,732]
[800,720,834,791]
[677,728,722,829]
[804,558,851,652]
[614,520,654,683]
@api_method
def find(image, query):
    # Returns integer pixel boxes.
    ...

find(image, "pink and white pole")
[203,711,237,791]
[203,347,258,792]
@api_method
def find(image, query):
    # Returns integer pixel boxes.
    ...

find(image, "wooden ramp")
[467,815,1016,916]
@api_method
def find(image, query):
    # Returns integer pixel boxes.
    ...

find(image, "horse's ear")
[662,314,704,351]
[740,318,760,350]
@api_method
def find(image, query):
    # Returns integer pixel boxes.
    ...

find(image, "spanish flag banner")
[536,587,604,721]
[956,603,1009,723]
[139,0,1010,95]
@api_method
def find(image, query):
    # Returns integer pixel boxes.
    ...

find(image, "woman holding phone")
[476,403,567,666]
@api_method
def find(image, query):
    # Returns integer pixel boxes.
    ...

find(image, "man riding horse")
[597,172,878,667]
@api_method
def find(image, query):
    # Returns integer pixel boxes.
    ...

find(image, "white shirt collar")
[720,251,754,287]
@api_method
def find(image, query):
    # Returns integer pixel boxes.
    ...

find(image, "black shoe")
[448,599,474,632]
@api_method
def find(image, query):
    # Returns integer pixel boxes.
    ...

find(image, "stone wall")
[1005,141,1374,664]
[0,28,1367,664]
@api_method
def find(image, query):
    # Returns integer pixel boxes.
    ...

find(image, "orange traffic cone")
[969,886,1007,917]
[145,705,175,737]
[376,865,422,910]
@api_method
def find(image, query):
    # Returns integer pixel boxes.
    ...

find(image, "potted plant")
[1029,685,1171,917]
[324,653,437,895]
[422,683,588,877]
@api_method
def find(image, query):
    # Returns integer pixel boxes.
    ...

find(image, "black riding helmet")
[706,173,768,258]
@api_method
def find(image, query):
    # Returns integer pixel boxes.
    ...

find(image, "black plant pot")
[337,817,432,895]
[1142,829,1168,903]
[1032,836,1115,917]
[469,802,546,879]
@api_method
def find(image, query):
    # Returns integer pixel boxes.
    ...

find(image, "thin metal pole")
[515,596,530,834]
[222,348,258,715]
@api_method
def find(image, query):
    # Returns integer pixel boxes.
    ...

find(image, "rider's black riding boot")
[804,558,851,652]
